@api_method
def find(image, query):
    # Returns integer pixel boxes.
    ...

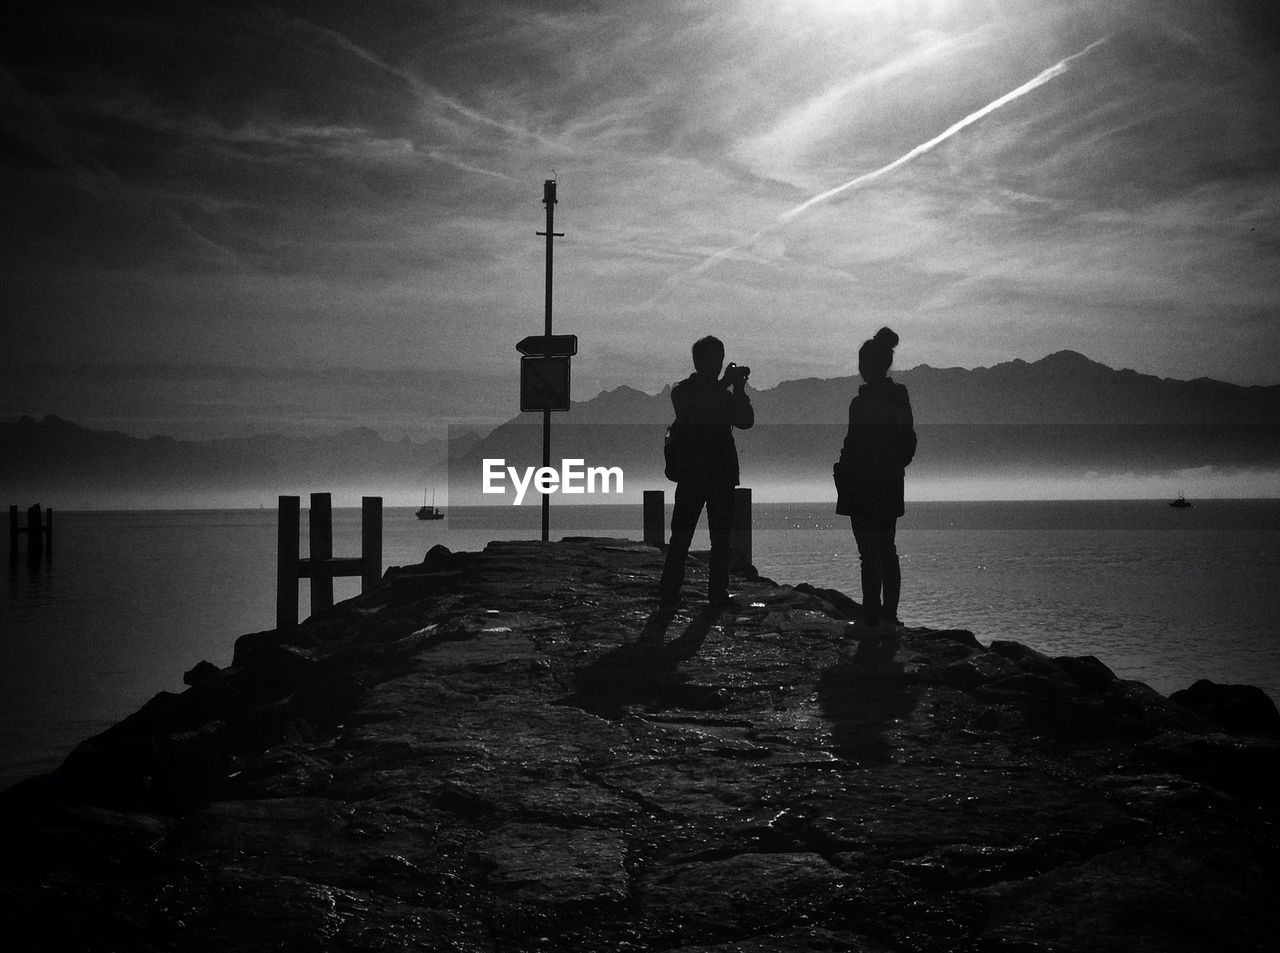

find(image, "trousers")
[851,515,900,625]
[659,482,735,602]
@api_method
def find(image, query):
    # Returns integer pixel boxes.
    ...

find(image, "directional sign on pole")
[517,334,578,357]
[520,355,570,412]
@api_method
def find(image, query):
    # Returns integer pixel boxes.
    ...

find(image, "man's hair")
[691,335,724,373]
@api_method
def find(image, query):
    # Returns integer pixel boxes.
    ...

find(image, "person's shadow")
[561,607,721,718]
[817,631,915,764]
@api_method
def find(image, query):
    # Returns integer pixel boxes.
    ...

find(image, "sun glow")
[771,0,974,26]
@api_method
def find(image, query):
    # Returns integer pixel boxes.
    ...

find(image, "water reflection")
[6,549,56,610]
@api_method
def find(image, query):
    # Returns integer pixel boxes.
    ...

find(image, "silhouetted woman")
[835,327,917,628]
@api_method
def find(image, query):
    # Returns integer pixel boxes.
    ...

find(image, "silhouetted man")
[658,335,754,608]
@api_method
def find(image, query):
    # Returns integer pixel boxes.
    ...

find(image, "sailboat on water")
[1169,492,1192,509]
[416,489,444,520]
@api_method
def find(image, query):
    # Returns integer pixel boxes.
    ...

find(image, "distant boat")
[1169,492,1192,509]
[416,489,444,520]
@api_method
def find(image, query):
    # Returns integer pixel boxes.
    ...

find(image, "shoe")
[880,616,904,630]
[707,591,733,607]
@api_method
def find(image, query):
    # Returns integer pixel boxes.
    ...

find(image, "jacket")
[669,372,754,486]
[835,378,916,519]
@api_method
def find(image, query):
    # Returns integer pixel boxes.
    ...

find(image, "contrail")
[779,37,1109,222]
[675,37,1109,281]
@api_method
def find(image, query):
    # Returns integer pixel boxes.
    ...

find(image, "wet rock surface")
[2,537,1278,951]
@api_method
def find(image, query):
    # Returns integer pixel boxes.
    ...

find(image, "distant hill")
[804,351,1280,424]
[557,351,1280,426]
[0,415,459,509]
[5,353,1278,508]
[452,352,1280,505]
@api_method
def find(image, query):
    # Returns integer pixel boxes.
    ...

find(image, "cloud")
[655,34,1111,302]
[734,28,992,187]
[3,0,1280,442]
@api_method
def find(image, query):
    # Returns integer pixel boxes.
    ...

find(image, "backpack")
[664,420,693,483]
[833,454,856,516]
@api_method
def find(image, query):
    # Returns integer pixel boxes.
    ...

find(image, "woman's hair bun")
[873,327,899,349]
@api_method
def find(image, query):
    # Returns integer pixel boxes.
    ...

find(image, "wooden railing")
[9,504,52,559]
[277,493,382,629]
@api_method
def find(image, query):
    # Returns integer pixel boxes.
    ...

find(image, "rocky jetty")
[2,538,1279,952]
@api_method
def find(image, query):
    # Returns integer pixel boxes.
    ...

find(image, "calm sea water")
[3,501,1278,790]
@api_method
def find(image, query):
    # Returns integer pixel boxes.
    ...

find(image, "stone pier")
[2,538,1278,951]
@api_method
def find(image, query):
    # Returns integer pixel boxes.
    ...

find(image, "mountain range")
[0,416,466,510]
[557,350,1280,426]
[457,351,1280,505]
[4,352,1278,508]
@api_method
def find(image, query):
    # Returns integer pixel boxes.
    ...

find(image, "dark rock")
[915,628,982,649]
[232,628,301,669]
[978,833,1280,952]
[1136,733,1280,807]
[981,671,1072,701]
[469,823,628,907]
[1169,678,1280,735]
[901,839,1059,889]
[251,641,320,684]
[183,660,220,686]
[422,543,456,567]
[638,851,847,936]
[989,640,1076,688]
[1024,693,1154,743]
[971,704,1026,733]
[1054,654,1120,692]
[1104,679,1211,736]
[938,649,1022,690]
[291,670,371,726]
[792,583,861,620]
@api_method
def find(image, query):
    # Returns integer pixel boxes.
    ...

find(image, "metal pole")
[540,179,556,542]
[544,179,555,336]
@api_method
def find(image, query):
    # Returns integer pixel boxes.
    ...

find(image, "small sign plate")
[517,334,578,357]
[520,356,571,411]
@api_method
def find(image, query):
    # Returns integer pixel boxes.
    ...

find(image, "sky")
[2,0,1278,440]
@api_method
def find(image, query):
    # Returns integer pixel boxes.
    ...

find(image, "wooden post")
[643,490,665,547]
[309,492,333,616]
[361,496,382,592]
[731,487,751,570]
[277,495,300,629]
[26,504,44,558]
[9,505,50,557]
[277,492,383,628]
